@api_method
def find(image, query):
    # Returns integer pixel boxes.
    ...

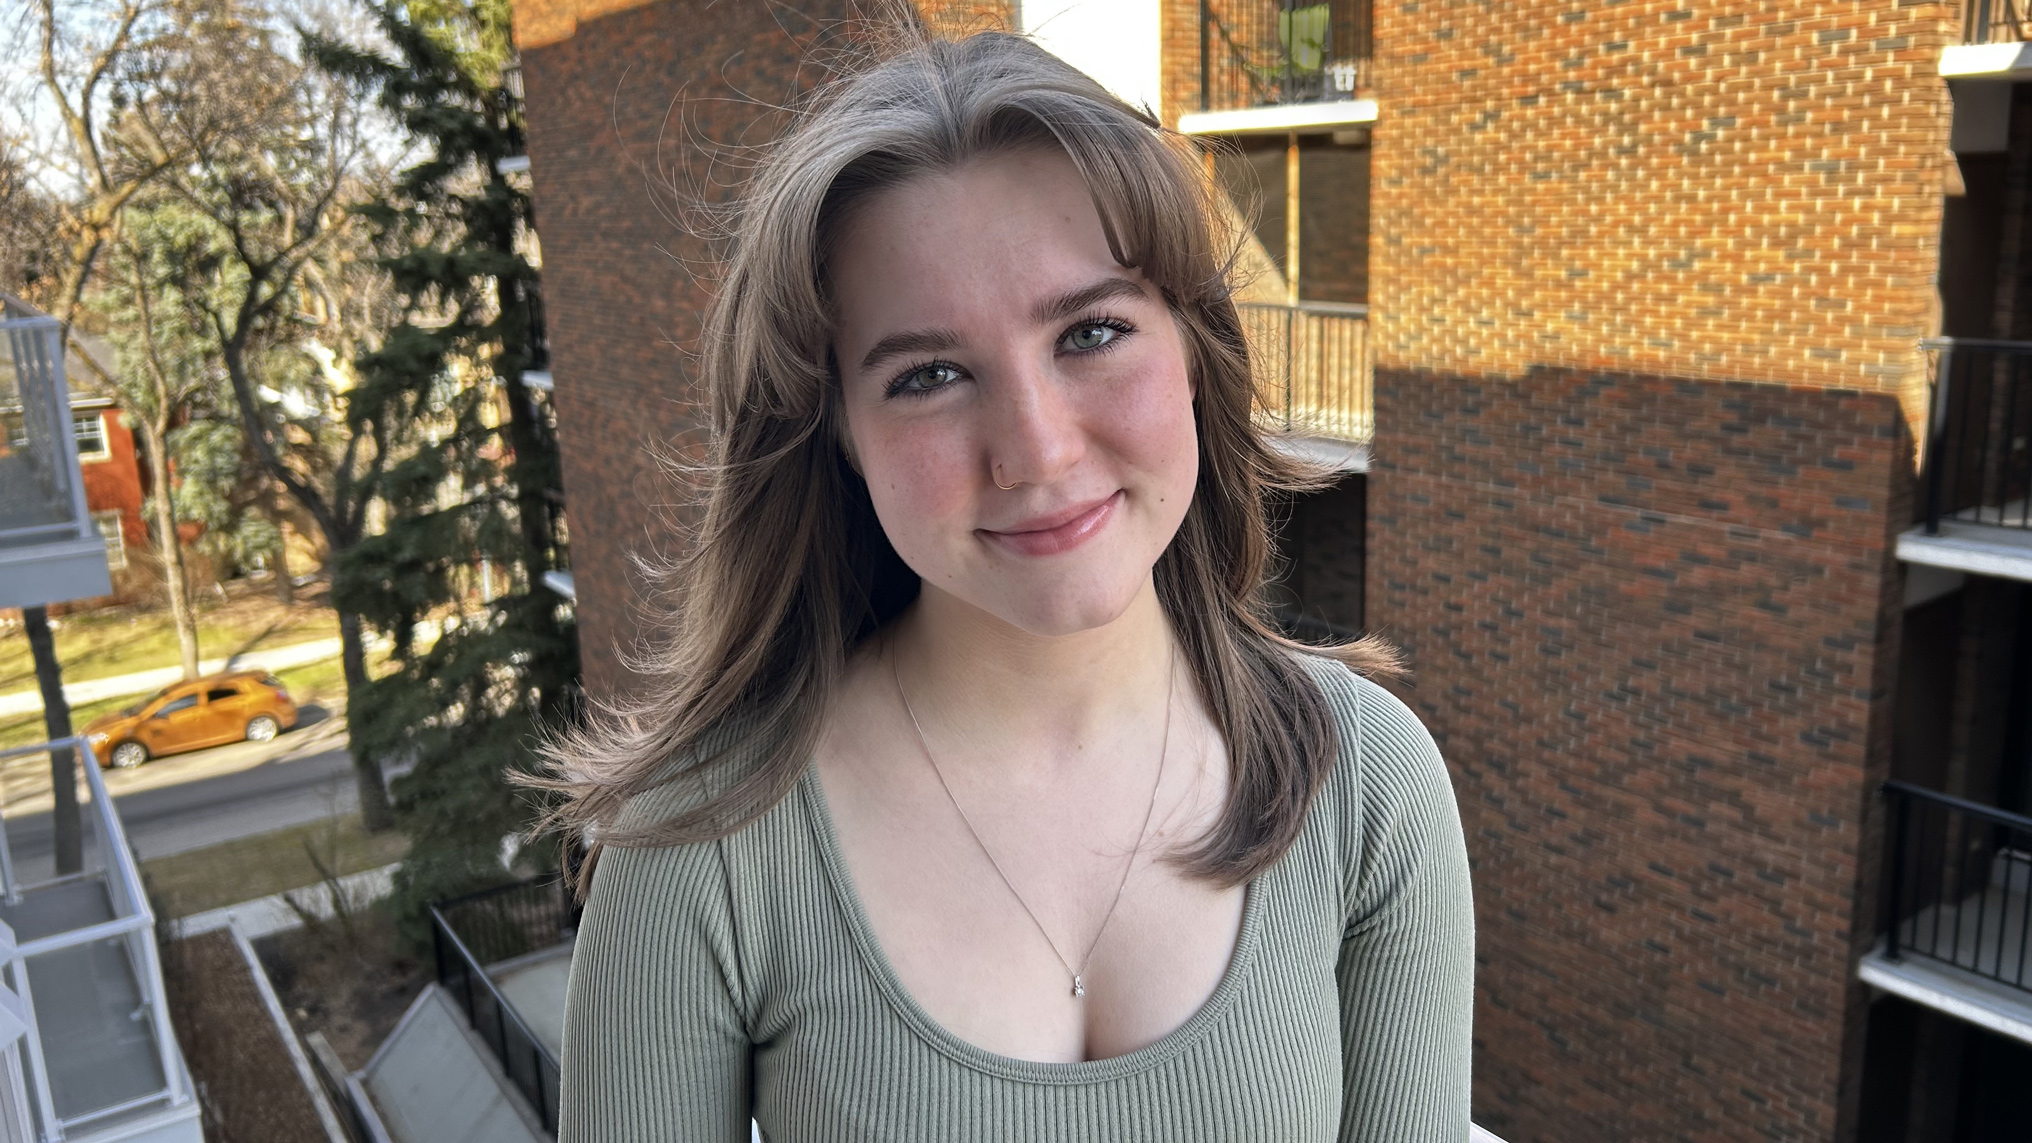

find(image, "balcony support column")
[1285,132,1300,307]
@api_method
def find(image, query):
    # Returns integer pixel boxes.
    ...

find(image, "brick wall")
[79,407,144,562]
[1367,365,1912,1143]
[1164,1,1958,433]
[1366,0,1955,430]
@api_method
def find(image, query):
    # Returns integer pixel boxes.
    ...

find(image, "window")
[206,688,239,702]
[154,695,198,718]
[93,511,126,571]
[73,412,109,460]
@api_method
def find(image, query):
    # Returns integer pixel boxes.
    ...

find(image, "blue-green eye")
[889,361,963,397]
[1060,319,1130,353]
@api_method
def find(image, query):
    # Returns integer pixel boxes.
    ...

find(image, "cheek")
[1090,350,1200,498]
[850,416,978,552]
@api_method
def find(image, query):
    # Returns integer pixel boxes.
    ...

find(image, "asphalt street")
[3,708,366,884]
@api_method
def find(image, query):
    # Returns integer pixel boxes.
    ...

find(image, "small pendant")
[1072,975,1085,998]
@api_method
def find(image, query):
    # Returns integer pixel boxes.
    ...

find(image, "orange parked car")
[84,670,298,769]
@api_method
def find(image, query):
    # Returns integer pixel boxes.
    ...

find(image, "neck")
[888,577,1176,765]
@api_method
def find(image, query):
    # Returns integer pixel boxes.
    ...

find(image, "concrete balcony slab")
[1897,521,2032,583]
[1941,42,2032,79]
[1178,99,1377,136]
[1860,946,2032,1046]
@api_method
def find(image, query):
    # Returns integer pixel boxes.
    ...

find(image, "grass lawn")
[0,584,338,695]
[143,812,411,918]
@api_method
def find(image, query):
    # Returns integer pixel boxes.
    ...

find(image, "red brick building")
[71,395,147,594]
[510,2,2032,1140]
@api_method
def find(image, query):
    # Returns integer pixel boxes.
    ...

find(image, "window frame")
[92,509,126,571]
[73,411,110,461]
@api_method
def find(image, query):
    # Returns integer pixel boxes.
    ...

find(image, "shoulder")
[1292,652,1446,794]
[1290,654,1463,922]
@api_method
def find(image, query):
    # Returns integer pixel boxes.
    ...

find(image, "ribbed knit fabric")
[560,658,1474,1142]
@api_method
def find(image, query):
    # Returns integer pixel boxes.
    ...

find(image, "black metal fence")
[1919,338,2032,533]
[429,875,580,1133]
[519,278,550,373]
[1964,0,2032,44]
[1881,782,2032,993]
[1199,0,1371,113]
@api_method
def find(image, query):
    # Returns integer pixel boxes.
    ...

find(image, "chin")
[979,574,1149,639]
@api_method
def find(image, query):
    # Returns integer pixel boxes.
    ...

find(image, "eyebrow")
[1031,276,1148,325]
[854,277,1151,375]
[858,327,963,374]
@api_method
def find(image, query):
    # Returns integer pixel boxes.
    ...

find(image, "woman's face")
[831,147,1199,637]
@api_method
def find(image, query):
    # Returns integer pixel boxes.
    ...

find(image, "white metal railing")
[0,737,192,1140]
[1237,300,1374,444]
[0,312,96,552]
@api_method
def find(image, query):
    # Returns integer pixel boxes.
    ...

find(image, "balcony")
[1898,339,2032,582]
[1941,2,2032,77]
[1861,783,2032,1045]
[428,875,575,1131]
[0,296,113,610]
[316,874,575,1140]
[1241,300,1372,467]
[1182,1,1376,136]
[0,738,201,1141]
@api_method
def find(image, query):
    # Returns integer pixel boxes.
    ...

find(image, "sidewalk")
[0,636,343,718]
[174,861,399,941]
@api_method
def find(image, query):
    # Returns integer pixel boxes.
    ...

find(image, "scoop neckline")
[798,765,1266,1086]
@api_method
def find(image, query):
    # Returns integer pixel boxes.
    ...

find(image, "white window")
[73,412,109,460]
[93,510,126,571]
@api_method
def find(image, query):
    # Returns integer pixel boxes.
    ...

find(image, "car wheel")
[245,715,280,743]
[109,741,149,769]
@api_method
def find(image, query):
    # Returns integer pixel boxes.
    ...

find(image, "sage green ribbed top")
[559,658,1475,1142]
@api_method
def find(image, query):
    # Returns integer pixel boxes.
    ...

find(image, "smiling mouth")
[980,491,1121,557]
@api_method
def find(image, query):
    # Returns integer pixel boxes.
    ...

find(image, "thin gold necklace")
[892,646,1176,1000]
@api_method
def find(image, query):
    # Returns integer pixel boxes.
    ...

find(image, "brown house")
[508,2,2032,1140]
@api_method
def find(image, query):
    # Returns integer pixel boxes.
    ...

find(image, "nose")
[986,355,1085,489]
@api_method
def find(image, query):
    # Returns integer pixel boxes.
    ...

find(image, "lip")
[980,491,1121,557]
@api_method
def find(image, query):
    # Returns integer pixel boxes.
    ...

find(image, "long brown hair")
[543,29,1397,889]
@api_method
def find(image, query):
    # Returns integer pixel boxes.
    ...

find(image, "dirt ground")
[254,905,435,1071]
[161,929,331,1143]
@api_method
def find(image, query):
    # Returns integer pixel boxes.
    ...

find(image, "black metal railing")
[1965,0,2032,44]
[1199,0,1371,113]
[436,873,579,971]
[1919,339,2032,533]
[430,875,579,1134]
[520,277,550,373]
[1881,782,2032,993]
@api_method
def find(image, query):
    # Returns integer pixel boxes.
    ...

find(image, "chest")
[744,792,1350,1142]
[812,736,1249,1063]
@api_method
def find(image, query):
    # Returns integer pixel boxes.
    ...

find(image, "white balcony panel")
[0,536,112,611]
[1268,434,1368,473]
[1941,42,2032,79]
[1178,99,1378,136]
[1898,521,2032,583]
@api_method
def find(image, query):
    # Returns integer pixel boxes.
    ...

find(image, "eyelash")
[882,314,1138,399]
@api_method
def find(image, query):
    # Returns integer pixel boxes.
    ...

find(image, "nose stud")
[993,464,1019,491]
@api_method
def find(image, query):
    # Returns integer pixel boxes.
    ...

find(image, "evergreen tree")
[309,0,578,933]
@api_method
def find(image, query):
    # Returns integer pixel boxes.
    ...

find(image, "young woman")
[551,30,1473,1142]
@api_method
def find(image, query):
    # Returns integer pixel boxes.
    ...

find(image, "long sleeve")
[1334,679,1476,1142]
[560,837,754,1143]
